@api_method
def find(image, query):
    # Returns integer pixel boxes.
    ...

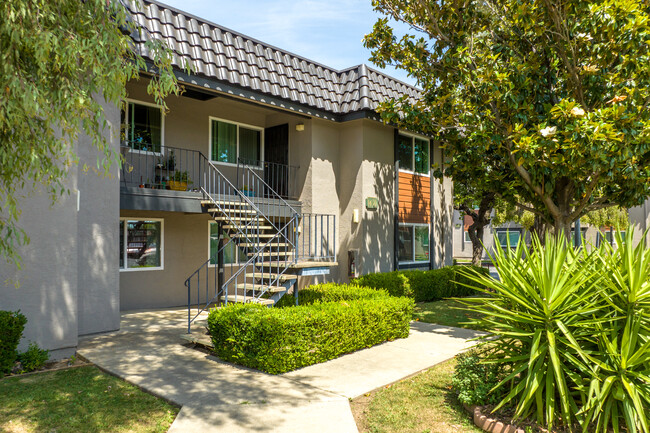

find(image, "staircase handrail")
[219,214,299,302]
[237,158,301,217]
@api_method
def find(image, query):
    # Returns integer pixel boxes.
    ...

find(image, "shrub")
[18,342,49,373]
[461,228,650,433]
[275,283,390,308]
[452,347,510,406]
[208,294,414,374]
[0,310,27,375]
[355,265,487,302]
[354,271,412,298]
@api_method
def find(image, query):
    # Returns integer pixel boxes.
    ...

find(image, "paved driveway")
[78,308,483,433]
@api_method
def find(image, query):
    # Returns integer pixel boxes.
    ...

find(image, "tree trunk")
[460,192,495,267]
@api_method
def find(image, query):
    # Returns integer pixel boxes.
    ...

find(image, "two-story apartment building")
[1,0,453,358]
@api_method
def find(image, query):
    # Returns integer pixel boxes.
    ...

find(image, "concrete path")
[78,308,483,433]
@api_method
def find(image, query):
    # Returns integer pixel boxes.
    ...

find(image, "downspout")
[394,128,400,271]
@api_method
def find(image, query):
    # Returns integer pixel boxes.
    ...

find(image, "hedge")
[208,286,413,374]
[274,282,390,308]
[0,310,27,375]
[355,265,488,302]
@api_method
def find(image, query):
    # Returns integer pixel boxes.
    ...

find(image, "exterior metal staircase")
[184,155,336,333]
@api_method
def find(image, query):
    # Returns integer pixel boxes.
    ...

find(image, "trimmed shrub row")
[0,310,27,375]
[274,282,390,308]
[354,265,488,302]
[208,286,414,374]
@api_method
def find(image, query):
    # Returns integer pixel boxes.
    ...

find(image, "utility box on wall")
[348,249,358,279]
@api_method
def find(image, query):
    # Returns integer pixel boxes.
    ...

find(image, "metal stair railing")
[185,154,301,333]
[219,214,299,306]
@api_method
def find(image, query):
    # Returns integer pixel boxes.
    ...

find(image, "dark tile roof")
[128,0,420,117]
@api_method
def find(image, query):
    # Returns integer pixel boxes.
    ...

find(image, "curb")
[464,404,525,433]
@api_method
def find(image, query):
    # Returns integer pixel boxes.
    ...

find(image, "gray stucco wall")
[0,98,120,358]
[76,99,121,336]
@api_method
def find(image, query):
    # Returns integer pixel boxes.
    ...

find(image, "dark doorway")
[264,124,289,198]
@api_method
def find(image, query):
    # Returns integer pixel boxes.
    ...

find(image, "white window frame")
[208,117,264,167]
[121,99,165,156]
[207,221,242,267]
[119,217,164,272]
[495,229,521,249]
[397,131,430,177]
[464,229,472,243]
[398,222,431,265]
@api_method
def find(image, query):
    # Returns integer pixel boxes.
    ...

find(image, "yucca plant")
[574,229,650,433]
[459,228,650,432]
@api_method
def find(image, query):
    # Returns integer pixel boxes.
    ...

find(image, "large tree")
[0,0,184,267]
[365,0,650,237]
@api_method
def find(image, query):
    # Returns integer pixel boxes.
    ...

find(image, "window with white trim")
[397,133,430,175]
[495,229,521,248]
[119,219,163,270]
[208,221,240,265]
[121,101,163,153]
[210,118,263,165]
[464,230,472,243]
[398,224,430,263]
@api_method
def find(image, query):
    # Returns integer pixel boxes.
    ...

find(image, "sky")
[157,0,419,87]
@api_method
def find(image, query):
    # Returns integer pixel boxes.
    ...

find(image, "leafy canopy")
[0,0,184,267]
[365,0,650,235]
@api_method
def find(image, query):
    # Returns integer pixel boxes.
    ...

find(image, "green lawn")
[351,358,481,433]
[0,365,178,433]
[413,298,485,330]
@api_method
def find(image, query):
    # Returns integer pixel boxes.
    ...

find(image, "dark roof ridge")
[130,0,421,115]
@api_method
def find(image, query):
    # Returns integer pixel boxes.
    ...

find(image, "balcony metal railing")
[236,158,299,201]
[298,213,337,261]
[120,142,204,191]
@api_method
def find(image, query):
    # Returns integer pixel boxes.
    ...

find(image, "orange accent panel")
[398,172,431,224]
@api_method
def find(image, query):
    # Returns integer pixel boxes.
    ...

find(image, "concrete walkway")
[78,308,483,433]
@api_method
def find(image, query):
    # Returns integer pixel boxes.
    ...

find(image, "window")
[210,118,262,165]
[496,229,521,248]
[464,230,472,243]
[397,133,430,175]
[208,222,239,265]
[120,219,163,271]
[398,224,430,263]
[121,101,163,153]
[596,229,625,247]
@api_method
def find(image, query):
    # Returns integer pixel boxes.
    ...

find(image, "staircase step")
[222,224,273,231]
[214,216,265,222]
[208,208,258,215]
[246,272,298,281]
[223,294,275,306]
[259,260,338,268]
[248,251,294,257]
[240,242,291,248]
[235,283,288,293]
[201,199,249,207]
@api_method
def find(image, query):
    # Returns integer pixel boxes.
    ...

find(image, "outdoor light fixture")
[352,209,360,224]
[295,123,305,132]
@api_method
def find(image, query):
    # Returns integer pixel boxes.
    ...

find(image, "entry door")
[264,124,289,198]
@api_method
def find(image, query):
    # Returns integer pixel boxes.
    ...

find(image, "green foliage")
[355,266,487,302]
[354,271,412,298]
[0,310,27,375]
[207,290,414,374]
[17,342,49,373]
[274,283,389,308]
[492,201,536,231]
[364,0,650,235]
[452,347,510,406]
[582,206,630,230]
[0,0,185,268]
[459,228,650,432]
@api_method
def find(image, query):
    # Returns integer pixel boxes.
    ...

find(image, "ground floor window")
[120,219,163,270]
[398,224,429,264]
[208,222,240,265]
[495,229,521,248]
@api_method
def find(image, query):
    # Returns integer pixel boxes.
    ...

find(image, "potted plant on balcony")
[169,170,191,191]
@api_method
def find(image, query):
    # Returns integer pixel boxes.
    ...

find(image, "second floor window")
[210,119,262,164]
[121,101,163,153]
[397,133,430,175]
